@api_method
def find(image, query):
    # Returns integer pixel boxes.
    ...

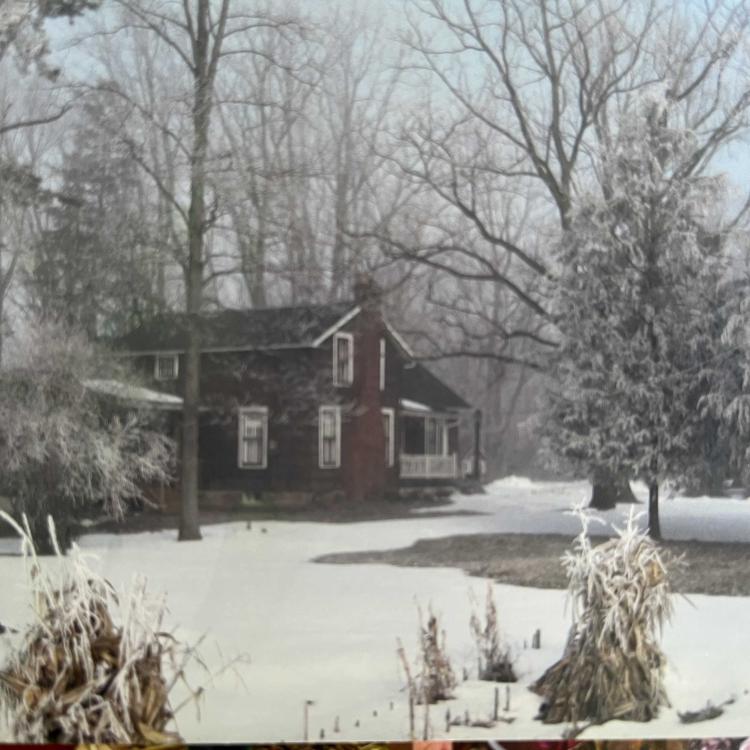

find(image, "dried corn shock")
[0,514,188,744]
[533,507,673,727]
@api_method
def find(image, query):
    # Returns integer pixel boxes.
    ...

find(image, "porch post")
[472,408,482,480]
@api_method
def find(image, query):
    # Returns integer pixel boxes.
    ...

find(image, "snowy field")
[1,478,750,742]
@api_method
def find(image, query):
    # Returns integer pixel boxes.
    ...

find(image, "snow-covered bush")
[469,583,516,683]
[0,323,173,553]
[533,505,672,726]
[0,512,194,744]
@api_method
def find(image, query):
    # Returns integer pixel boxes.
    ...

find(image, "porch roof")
[83,379,183,410]
[401,363,471,411]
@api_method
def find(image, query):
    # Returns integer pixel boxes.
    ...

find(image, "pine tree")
[26,98,163,338]
[701,275,750,490]
[546,96,727,539]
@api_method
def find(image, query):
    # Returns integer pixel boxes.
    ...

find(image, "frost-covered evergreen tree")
[26,97,163,339]
[701,276,750,489]
[547,96,727,538]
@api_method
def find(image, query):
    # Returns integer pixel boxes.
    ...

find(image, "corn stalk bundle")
[533,506,672,725]
[0,512,187,744]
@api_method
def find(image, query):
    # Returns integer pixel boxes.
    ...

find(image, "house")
[116,278,472,507]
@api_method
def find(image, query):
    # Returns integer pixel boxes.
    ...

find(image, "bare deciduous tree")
[78,0,300,540]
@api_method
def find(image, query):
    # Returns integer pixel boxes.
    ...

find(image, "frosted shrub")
[0,324,173,553]
[0,513,196,744]
[469,583,516,682]
[533,505,672,726]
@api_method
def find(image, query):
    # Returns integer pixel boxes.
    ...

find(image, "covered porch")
[398,399,459,480]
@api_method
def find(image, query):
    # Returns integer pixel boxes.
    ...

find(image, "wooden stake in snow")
[493,687,500,720]
[422,689,430,740]
[396,638,416,739]
[532,629,541,649]
[303,700,314,741]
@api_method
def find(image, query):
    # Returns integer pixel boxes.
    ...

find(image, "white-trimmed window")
[238,407,268,469]
[379,338,386,391]
[382,407,395,467]
[155,353,179,381]
[333,332,353,387]
[318,405,341,468]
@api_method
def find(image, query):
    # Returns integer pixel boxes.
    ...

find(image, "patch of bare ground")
[315,533,750,597]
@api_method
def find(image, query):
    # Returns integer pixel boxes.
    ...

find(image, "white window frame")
[318,405,342,469]
[332,332,354,387]
[379,338,386,391]
[154,353,179,381]
[382,407,395,467]
[237,406,269,469]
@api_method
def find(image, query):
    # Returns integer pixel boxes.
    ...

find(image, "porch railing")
[400,453,458,479]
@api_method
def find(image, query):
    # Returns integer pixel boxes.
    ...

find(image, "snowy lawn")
[1,477,750,742]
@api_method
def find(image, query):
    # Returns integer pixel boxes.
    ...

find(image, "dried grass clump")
[470,583,517,683]
[0,512,195,744]
[415,607,457,704]
[533,505,672,727]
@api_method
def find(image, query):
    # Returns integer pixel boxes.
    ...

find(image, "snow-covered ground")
[1,478,750,742]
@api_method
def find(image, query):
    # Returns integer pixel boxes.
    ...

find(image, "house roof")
[115,301,359,353]
[115,302,469,410]
[401,362,471,411]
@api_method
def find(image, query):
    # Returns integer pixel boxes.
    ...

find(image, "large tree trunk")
[589,467,638,510]
[179,0,216,542]
[648,480,661,540]
[179,298,202,541]
[19,493,75,556]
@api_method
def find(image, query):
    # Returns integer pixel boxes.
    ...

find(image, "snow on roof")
[399,397,431,412]
[83,379,183,409]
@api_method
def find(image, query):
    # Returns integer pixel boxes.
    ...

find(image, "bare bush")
[533,505,673,727]
[415,607,456,704]
[0,513,197,744]
[469,583,516,683]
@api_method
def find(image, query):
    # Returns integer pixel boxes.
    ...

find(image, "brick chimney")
[353,272,381,309]
[345,272,387,501]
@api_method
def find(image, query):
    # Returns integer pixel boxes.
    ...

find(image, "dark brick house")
[117,281,471,506]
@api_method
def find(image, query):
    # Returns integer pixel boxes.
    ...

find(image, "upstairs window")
[155,353,179,381]
[333,332,353,387]
[379,338,386,391]
[238,407,268,469]
[319,405,341,468]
